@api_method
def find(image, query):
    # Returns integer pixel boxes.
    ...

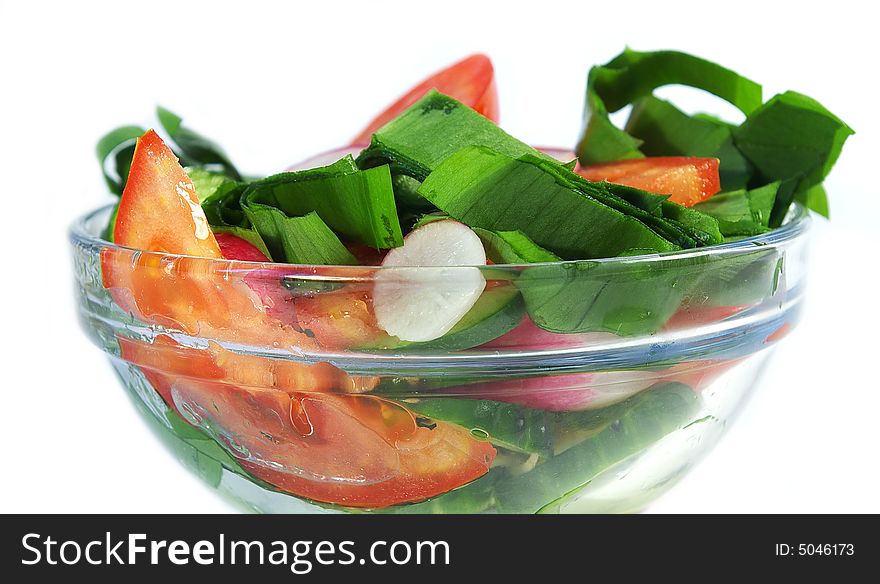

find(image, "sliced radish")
[447,371,657,412]
[480,318,620,351]
[373,220,486,342]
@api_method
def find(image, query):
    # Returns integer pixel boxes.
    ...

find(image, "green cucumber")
[405,398,554,455]
[493,383,700,513]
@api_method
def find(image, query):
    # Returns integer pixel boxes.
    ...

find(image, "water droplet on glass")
[179,402,203,425]
[470,428,490,441]
[226,436,251,459]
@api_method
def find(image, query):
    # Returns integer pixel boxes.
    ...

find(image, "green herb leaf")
[797,183,829,219]
[659,200,724,245]
[732,91,853,224]
[156,106,242,181]
[693,182,778,236]
[577,48,763,164]
[191,168,272,259]
[418,146,679,260]
[516,259,691,335]
[239,159,362,265]
[474,229,561,264]
[689,247,781,308]
[527,155,721,248]
[243,156,403,249]
[605,181,670,215]
[391,174,435,215]
[357,90,555,181]
[406,398,554,455]
[243,206,357,265]
[626,95,753,189]
[96,125,146,195]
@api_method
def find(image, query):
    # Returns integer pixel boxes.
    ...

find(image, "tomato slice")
[112,130,222,258]
[120,334,353,396]
[120,336,495,507]
[293,287,385,350]
[576,156,721,207]
[215,232,269,262]
[216,232,387,350]
[102,130,265,335]
[352,54,499,144]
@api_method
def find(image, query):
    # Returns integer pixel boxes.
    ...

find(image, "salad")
[88,50,850,512]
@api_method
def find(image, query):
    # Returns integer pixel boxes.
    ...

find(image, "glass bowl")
[70,203,810,513]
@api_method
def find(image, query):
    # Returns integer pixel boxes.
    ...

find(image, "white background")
[1,0,877,513]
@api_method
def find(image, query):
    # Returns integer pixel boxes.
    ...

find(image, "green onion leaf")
[577,48,763,164]
[192,168,272,259]
[625,96,754,190]
[357,90,555,181]
[732,91,853,224]
[156,106,242,181]
[693,182,778,236]
[243,206,356,265]
[418,146,679,260]
[242,156,402,249]
[96,125,146,195]
[474,229,561,264]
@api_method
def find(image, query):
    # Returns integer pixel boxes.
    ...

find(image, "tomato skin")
[215,232,269,262]
[576,156,721,207]
[352,54,499,144]
[765,323,791,343]
[118,334,346,397]
[119,336,495,507]
[101,132,324,353]
[346,244,385,266]
[102,131,266,335]
[112,130,223,258]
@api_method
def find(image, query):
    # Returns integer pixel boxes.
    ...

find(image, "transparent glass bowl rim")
[69,203,810,273]
[70,203,810,373]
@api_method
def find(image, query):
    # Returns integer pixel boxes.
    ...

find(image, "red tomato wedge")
[118,334,352,396]
[352,54,499,144]
[215,232,269,262]
[120,336,495,507]
[576,156,721,207]
[112,130,223,258]
[216,232,387,351]
[101,131,315,353]
[102,130,264,335]
[293,287,384,350]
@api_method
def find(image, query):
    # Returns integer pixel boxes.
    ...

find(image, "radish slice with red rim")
[373,220,486,342]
